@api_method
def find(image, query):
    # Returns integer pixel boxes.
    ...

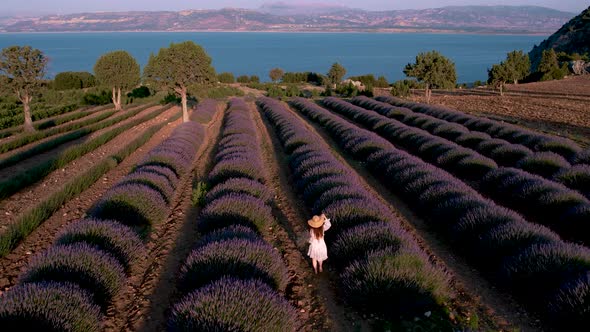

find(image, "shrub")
[322,198,392,235]
[54,71,96,90]
[198,194,273,234]
[217,72,235,84]
[300,175,351,206]
[575,149,590,164]
[554,165,590,198]
[490,144,532,166]
[54,218,145,272]
[88,183,168,228]
[133,165,178,185]
[20,244,126,309]
[179,239,288,293]
[118,171,175,203]
[127,86,151,99]
[313,185,366,214]
[341,249,449,319]
[0,282,102,332]
[208,157,264,187]
[331,222,407,270]
[82,90,111,105]
[455,132,492,149]
[169,278,298,332]
[195,225,260,248]
[548,274,590,327]
[205,178,273,205]
[517,152,571,178]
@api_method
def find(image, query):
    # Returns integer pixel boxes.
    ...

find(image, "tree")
[250,75,260,83]
[218,72,235,83]
[538,49,568,81]
[269,68,284,82]
[236,75,250,83]
[94,51,140,111]
[375,76,390,88]
[144,41,216,122]
[504,50,530,84]
[403,50,456,103]
[0,46,48,132]
[487,63,510,96]
[327,62,346,88]
[54,71,96,90]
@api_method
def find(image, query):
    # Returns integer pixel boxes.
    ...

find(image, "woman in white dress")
[307,213,331,274]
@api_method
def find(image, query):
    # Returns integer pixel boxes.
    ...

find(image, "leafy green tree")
[269,68,284,82]
[94,50,140,111]
[487,63,510,96]
[403,50,457,103]
[390,80,411,97]
[236,75,250,83]
[249,75,260,83]
[504,50,531,84]
[327,62,346,88]
[144,41,216,122]
[218,72,235,83]
[0,46,48,132]
[375,76,390,88]
[54,71,96,90]
[538,49,569,81]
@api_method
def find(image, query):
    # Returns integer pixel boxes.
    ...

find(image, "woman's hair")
[311,226,324,240]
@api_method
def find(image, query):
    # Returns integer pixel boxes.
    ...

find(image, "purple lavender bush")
[0,282,102,332]
[198,193,273,234]
[20,243,125,309]
[169,278,299,332]
[55,218,145,272]
[205,178,273,205]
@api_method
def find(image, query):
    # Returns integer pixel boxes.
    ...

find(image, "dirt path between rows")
[255,101,373,331]
[250,101,334,331]
[288,101,544,331]
[114,102,226,332]
[0,107,183,292]
[0,105,176,229]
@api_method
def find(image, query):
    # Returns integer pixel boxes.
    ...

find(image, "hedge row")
[375,96,584,163]
[0,118,204,331]
[290,97,590,327]
[0,104,170,200]
[320,97,590,245]
[170,98,299,331]
[258,97,451,323]
[0,104,80,131]
[354,96,590,199]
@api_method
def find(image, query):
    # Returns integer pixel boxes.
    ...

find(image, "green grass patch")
[0,103,156,169]
[0,110,182,257]
[191,181,209,207]
[0,105,174,200]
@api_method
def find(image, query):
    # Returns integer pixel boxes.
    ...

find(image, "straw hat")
[307,215,325,228]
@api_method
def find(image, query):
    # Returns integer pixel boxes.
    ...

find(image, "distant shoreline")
[0,29,550,36]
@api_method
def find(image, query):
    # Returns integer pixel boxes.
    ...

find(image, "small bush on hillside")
[82,90,111,105]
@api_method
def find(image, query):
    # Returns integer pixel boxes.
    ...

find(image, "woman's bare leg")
[312,258,318,274]
[319,260,323,272]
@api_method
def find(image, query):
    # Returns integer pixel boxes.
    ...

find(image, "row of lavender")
[356,96,590,200]
[322,97,590,246]
[0,121,205,331]
[376,96,589,164]
[258,97,452,322]
[168,99,299,331]
[290,97,590,327]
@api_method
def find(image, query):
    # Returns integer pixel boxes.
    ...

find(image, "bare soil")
[0,105,176,229]
[285,101,543,331]
[0,107,183,293]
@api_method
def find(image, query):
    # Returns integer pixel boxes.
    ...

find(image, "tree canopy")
[537,49,569,81]
[327,62,346,87]
[487,63,510,95]
[144,41,216,122]
[504,50,531,84]
[94,50,140,110]
[0,45,48,132]
[53,71,96,90]
[403,50,456,103]
[269,68,284,82]
[218,72,235,84]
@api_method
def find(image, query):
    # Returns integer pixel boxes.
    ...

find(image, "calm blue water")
[0,32,544,83]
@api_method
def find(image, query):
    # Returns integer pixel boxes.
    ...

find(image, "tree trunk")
[181,87,189,123]
[112,87,121,111]
[514,79,518,85]
[117,87,122,110]
[425,84,431,104]
[22,93,34,132]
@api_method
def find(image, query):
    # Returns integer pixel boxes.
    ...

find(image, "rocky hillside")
[0,5,574,34]
[529,6,590,69]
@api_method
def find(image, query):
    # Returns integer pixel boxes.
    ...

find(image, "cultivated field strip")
[0,104,172,201]
[290,97,590,328]
[167,98,299,331]
[319,97,590,246]
[258,97,455,325]
[0,118,205,330]
[0,107,183,258]
[0,103,156,167]
[376,96,588,164]
[354,96,590,199]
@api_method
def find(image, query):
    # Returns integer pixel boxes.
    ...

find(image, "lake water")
[0,32,545,83]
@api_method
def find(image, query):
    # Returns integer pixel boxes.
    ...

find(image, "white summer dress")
[307,219,332,262]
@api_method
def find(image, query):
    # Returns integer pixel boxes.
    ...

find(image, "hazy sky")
[1,0,587,15]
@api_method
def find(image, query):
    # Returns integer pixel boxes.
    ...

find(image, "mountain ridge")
[0,5,575,34]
